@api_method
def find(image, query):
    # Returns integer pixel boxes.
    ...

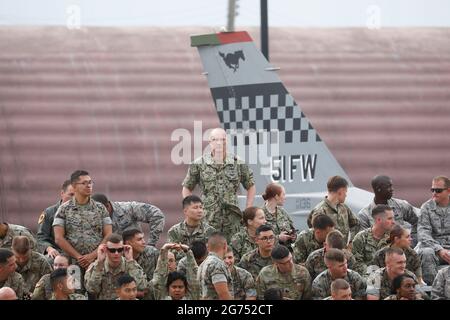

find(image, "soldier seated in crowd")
[256,245,312,300]
[32,254,71,300]
[0,287,17,300]
[122,229,159,282]
[0,248,26,299]
[307,176,360,244]
[37,179,74,260]
[12,236,52,294]
[197,232,233,300]
[367,247,418,300]
[358,175,418,246]
[293,215,335,264]
[416,175,450,285]
[237,225,275,280]
[0,221,36,251]
[384,274,422,300]
[224,247,256,300]
[49,268,86,300]
[165,271,189,300]
[261,183,296,246]
[177,240,207,275]
[167,195,216,262]
[305,230,356,280]
[115,274,138,300]
[352,204,394,276]
[91,193,165,247]
[373,224,423,283]
[84,233,147,300]
[230,206,267,263]
[152,243,199,300]
[312,249,366,300]
[324,279,353,300]
[431,265,450,300]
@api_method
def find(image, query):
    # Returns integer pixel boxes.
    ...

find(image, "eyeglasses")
[258,235,275,242]
[76,180,94,186]
[106,247,124,253]
[431,188,446,193]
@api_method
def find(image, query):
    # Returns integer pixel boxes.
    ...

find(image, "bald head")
[208,128,227,160]
[0,287,17,300]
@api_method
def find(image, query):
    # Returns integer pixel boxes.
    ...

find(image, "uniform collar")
[104,257,126,274]
[203,152,236,165]
[324,197,339,212]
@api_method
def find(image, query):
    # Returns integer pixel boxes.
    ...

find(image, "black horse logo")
[219,50,245,72]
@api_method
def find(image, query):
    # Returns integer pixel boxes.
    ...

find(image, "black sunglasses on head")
[106,247,124,253]
[431,188,446,193]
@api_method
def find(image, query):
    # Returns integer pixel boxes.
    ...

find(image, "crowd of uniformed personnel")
[0,127,449,300]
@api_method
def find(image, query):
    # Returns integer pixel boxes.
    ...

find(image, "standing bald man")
[182,128,255,242]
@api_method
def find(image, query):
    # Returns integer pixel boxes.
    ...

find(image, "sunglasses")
[431,188,447,194]
[106,247,124,253]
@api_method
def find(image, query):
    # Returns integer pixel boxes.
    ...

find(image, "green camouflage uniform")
[84,257,147,300]
[167,220,215,261]
[305,248,356,280]
[152,248,199,300]
[431,266,450,300]
[110,201,165,246]
[366,267,417,299]
[416,198,450,285]
[373,245,422,279]
[256,263,312,300]
[230,265,256,300]
[197,252,233,300]
[352,228,389,276]
[49,293,87,300]
[31,273,52,300]
[16,251,52,294]
[262,205,295,235]
[312,269,366,300]
[308,197,360,243]
[135,245,159,282]
[0,271,26,299]
[293,228,322,264]
[237,248,273,280]
[230,229,257,263]
[53,197,112,256]
[182,153,254,242]
[0,223,37,251]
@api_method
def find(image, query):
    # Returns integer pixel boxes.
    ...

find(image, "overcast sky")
[1,0,449,27]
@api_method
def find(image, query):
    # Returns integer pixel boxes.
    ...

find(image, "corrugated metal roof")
[1,27,449,246]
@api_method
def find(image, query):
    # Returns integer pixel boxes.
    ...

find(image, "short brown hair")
[433,175,449,188]
[105,233,123,244]
[331,279,350,294]
[325,248,346,263]
[12,236,31,255]
[262,183,283,201]
[326,230,345,249]
[327,176,348,192]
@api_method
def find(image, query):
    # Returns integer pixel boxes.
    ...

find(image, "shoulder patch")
[38,212,45,224]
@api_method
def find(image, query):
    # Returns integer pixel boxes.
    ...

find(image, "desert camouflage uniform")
[16,251,52,294]
[262,205,295,235]
[84,257,147,300]
[256,263,312,300]
[135,245,159,281]
[230,229,257,263]
[152,248,199,300]
[53,197,112,256]
[366,267,416,300]
[167,220,215,261]
[49,293,87,300]
[0,271,26,299]
[31,273,52,300]
[0,223,36,251]
[182,152,254,242]
[305,247,356,280]
[416,198,450,285]
[237,248,273,280]
[308,197,360,244]
[197,252,233,300]
[373,245,422,279]
[312,269,366,300]
[293,228,322,264]
[357,198,419,244]
[230,265,256,300]
[110,201,165,246]
[352,228,389,276]
[431,266,450,300]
